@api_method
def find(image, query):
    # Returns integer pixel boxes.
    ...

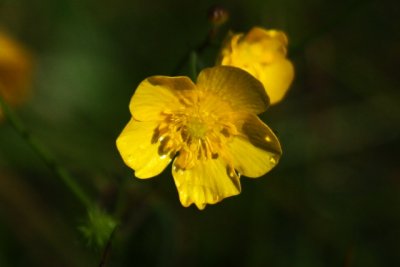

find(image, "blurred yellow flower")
[116,66,282,209]
[217,26,294,105]
[0,31,32,118]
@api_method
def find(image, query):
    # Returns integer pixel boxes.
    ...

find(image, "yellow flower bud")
[217,27,294,105]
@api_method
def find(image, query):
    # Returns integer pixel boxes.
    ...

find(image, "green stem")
[0,94,93,209]
[98,225,118,267]
[172,25,214,76]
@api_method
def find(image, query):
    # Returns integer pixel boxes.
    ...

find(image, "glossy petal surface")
[197,66,269,114]
[172,157,241,210]
[130,76,196,121]
[228,114,281,177]
[116,119,172,178]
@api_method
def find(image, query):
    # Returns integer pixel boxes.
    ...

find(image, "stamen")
[151,127,160,144]
[155,94,238,169]
[220,127,230,137]
[158,136,171,156]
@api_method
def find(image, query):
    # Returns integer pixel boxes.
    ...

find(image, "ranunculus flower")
[116,66,281,209]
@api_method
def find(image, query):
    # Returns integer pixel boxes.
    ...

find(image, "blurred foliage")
[79,207,117,249]
[0,0,399,266]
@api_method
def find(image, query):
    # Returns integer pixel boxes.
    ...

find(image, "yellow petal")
[241,28,288,63]
[130,76,196,121]
[246,27,288,48]
[116,119,172,178]
[172,158,241,210]
[196,66,269,114]
[259,58,294,105]
[228,114,282,177]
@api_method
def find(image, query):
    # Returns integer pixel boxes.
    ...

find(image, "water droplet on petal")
[226,165,239,179]
[265,136,271,142]
[269,156,277,165]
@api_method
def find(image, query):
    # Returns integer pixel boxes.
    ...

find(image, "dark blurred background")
[0,0,399,266]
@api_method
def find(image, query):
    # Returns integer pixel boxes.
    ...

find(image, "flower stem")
[189,51,198,81]
[172,23,215,76]
[98,225,118,267]
[0,93,93,209]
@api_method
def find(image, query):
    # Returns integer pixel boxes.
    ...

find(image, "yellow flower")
[217,26,294,105]
[116,66,281,210]
[0,31,32,118]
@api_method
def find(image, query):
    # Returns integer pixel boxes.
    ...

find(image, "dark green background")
[1,0,399,266]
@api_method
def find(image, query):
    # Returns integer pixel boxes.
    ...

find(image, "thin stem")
[0,93,93,209]
[98,226,117,267]
[189,51,198,81]
[172,24,216,76]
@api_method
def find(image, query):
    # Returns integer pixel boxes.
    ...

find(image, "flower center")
[187,117,207,139]
[152,98,237,170]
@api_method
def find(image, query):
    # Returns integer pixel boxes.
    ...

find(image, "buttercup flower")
[0,31,32,119]
[217,26,294,105]
[116,66,281,209]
